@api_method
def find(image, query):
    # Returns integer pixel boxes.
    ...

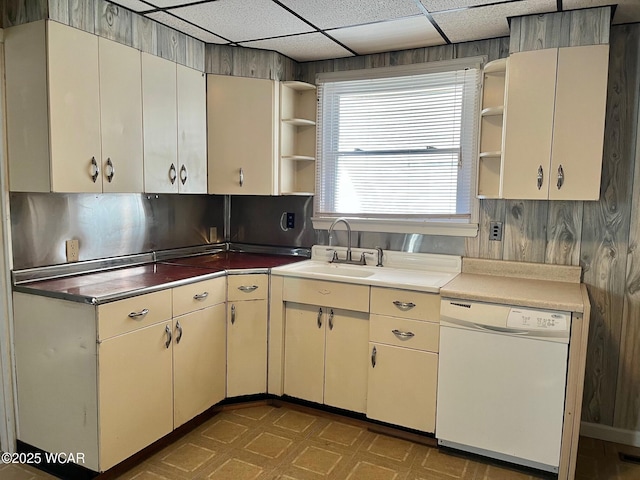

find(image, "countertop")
[440,258,585,313]
[14,252,306,304]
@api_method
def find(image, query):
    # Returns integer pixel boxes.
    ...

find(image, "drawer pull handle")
[194,292,209,300]
[328,309,334,330]
[238,285,258,293]
[371,346,377,368]
[392,329,415,339]
[537,165,544,190]
[175,321,183,344]
[231,304,236,325]
[317,307,323,329]
[557,164,564,189]
[393,301,416,311]
[128,308,149,319]
[90,156,99,183]
[165,325,172,349]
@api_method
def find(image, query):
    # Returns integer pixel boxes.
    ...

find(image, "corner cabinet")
[207,75,279,195]
[279,81,317,195]
[500,45,609,200]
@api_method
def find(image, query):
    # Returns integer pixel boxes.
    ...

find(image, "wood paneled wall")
[300,8,640,433]
[205,43,296,80]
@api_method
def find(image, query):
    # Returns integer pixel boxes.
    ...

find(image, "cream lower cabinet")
[366,287,441,433]
[227,274,269,397]
[284,303,369,413]
[13,277,226,473]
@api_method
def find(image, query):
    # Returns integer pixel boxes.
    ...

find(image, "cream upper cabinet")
[99,37,144,193]
[501,45,609,200]
[142,52,178,193]
[177,64,207,194]
[207,74,278,195]
[5,20,102,193]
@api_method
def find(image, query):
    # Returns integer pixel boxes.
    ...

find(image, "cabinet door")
[324,308,369,413]
[98,321,173,471]
[47,21,102,193]
[227,300,268,397]
[207,75,277,195]
[173,304,226,428]
[367,343,438,433]
[502,48,557,199]
[99,37,143,193]
[284,303,325,404]
[142,52,178,193]
[549,45,609,200]
[177,64,207,194]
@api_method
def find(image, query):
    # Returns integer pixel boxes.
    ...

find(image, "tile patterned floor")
[5,404,640,479]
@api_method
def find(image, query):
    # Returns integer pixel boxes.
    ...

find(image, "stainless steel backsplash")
[11,192,465,270]
[10,193,225,269]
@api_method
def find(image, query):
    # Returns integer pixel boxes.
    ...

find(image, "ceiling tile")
[563,0,640,25]
[279,0,423,29]
[420,0,505,13]
[431,0,557,43]
[328,16,445,55]
[147,11,226,43]
[239,32,354,62]
[111,0,154,11]
[170,0,314,43]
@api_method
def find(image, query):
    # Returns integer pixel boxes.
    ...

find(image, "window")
[313,58,482,236]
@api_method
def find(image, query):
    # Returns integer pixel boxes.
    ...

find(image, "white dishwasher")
[436,299,570,473]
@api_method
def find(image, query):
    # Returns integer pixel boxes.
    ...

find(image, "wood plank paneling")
[509,16,522,54]
[581,24,638,426]
[69,0,94,33]
[132,13,156,55]
[95,0,132,46]
[546,201,583,266]
[569,6,610,46]
[476,200,506,260]
[503,200,548,263]
[185,35,205,72]
[48,0,68,24]
[3,0,47,27]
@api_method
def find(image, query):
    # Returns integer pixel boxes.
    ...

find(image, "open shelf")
[481,106,504,117]
[484,58,508,74]
[280,81,317,195]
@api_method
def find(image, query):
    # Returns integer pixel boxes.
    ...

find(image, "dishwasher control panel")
[507,308,569,332]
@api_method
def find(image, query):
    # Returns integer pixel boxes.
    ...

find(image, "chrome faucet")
[328,217,353,263]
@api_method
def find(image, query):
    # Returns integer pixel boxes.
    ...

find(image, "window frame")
[311,56,485,237]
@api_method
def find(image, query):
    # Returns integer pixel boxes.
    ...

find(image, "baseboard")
[581,421,640,447]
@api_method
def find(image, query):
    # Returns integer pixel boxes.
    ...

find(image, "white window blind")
[315,59,481,224]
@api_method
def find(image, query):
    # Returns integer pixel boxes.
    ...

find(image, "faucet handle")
[361,251,377,265]
[325,248,339,262]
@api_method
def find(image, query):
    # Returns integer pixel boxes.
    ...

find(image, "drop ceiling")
[112,0,640,62]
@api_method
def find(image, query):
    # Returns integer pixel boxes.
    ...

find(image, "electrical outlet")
[286,212,295,229]
[489,222,503,241]
[66,239,79,262]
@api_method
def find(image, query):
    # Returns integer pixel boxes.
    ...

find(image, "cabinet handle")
[317,307,323,329]
[239,167,244,187]
[180,165,187,185]
[128,308,149,319]
[328,309,334,330]
[164,325,172,349]
[393,301,415,311]
[193,292,209,300]
[175,320,183,344]
[557,164,564,189]
[238,285,258,293]
[371,346,377,368]
[90,157,99,183]
[537,165,544,190]
[392,329,415,339]
[169,163,177,185]
[106,158,115,183]
[231,304,236,324]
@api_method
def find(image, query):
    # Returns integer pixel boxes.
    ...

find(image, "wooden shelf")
[481,106,504,117]
[479,151,502,158]
[282,81,317,91]
[282,155,315,161]
[281,191,314,196]
[282,118,316,127]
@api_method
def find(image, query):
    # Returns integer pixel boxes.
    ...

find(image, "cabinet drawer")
[228,274,268,301]
[283,278,369,313]
[172,277,226,317]
[370,287,439,322]
[98,290,172,340]
[369,314,439,353]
